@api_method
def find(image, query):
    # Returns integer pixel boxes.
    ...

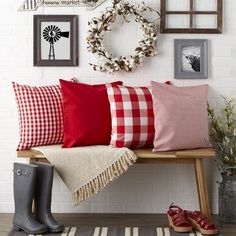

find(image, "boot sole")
[50,229,65,233]
[49,228,65,233]
[13,224,48,234]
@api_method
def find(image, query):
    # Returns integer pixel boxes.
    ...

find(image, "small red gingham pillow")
[12,82,63,150]
[106,84,155,148]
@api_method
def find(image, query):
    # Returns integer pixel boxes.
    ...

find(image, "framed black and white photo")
[174,39,208,79]
[34,15,78,67]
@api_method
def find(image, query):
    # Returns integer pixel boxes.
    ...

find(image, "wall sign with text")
[19,0,106,11]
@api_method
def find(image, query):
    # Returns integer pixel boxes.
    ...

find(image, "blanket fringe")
[72,149,137,205]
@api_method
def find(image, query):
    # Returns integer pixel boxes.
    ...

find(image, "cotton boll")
[135,2,146,12]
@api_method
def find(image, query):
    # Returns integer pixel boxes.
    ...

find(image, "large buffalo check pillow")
[12,82,63,150]
[106,84,155,148]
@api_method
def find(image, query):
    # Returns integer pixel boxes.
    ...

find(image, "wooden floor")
[0,214,236,236]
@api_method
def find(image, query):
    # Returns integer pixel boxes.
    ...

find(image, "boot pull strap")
[13,169,30,176]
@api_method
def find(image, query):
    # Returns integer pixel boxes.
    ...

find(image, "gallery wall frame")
[33,15,78,67]
[174,39,208,79]
[160,0,223,34]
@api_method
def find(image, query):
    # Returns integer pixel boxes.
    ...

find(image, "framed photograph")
[34,15,78,67]
[174,39,208,79]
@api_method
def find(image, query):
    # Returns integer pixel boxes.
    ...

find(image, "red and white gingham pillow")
[12,82,63,150]
[106,84,155,148]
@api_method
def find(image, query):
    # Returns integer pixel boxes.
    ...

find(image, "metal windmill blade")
[43,25,70,60]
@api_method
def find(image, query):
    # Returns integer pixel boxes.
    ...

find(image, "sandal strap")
[169,203,184,212]
[187,211,216,230]
[169,212,189,226]
[168,204,189,227]
[173,217,188,226]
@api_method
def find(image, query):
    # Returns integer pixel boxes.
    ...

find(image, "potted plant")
[208,97,236,223]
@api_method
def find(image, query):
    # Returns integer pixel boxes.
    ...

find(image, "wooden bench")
[17,148,215,219]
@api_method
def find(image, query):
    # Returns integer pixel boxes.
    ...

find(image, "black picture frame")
[34,15,78,67]
[174,39,208,79]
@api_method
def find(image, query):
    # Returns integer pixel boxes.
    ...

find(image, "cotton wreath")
[87,0,160,73]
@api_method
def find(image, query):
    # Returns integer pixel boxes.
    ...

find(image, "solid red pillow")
[60,79,122,148]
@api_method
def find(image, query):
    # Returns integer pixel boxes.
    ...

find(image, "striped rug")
[8,226,221,236]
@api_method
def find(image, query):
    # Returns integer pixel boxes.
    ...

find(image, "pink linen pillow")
[151,81,210,151]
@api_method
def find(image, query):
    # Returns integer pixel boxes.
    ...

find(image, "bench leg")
[194,158,211,220]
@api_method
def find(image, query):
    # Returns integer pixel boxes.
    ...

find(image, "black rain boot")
[13,163,48,234]
[34,162,65,233]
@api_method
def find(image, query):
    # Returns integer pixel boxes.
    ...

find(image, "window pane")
[166,0,189,11]
[194,15,217,28]
[194,0,217,11]
[166,15,190,28]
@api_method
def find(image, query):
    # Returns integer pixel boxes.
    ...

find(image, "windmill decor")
[43,25,70,60]
[34,15,78,67]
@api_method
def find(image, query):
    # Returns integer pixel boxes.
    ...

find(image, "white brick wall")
[0,0,234,213]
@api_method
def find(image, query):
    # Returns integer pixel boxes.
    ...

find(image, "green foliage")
[208,97,236,176]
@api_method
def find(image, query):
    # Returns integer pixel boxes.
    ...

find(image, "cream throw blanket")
[33,145,137,205]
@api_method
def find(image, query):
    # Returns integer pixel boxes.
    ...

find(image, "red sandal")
[186,211,218,235]
[167,204,193,233]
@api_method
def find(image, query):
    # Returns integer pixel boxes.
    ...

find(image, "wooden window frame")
[160,0,223,34]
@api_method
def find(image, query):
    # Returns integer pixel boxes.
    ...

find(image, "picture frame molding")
[33,15,78,67]
[174,39,208,79]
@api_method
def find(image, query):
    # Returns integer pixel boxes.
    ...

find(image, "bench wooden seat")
[17,148,215,219]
